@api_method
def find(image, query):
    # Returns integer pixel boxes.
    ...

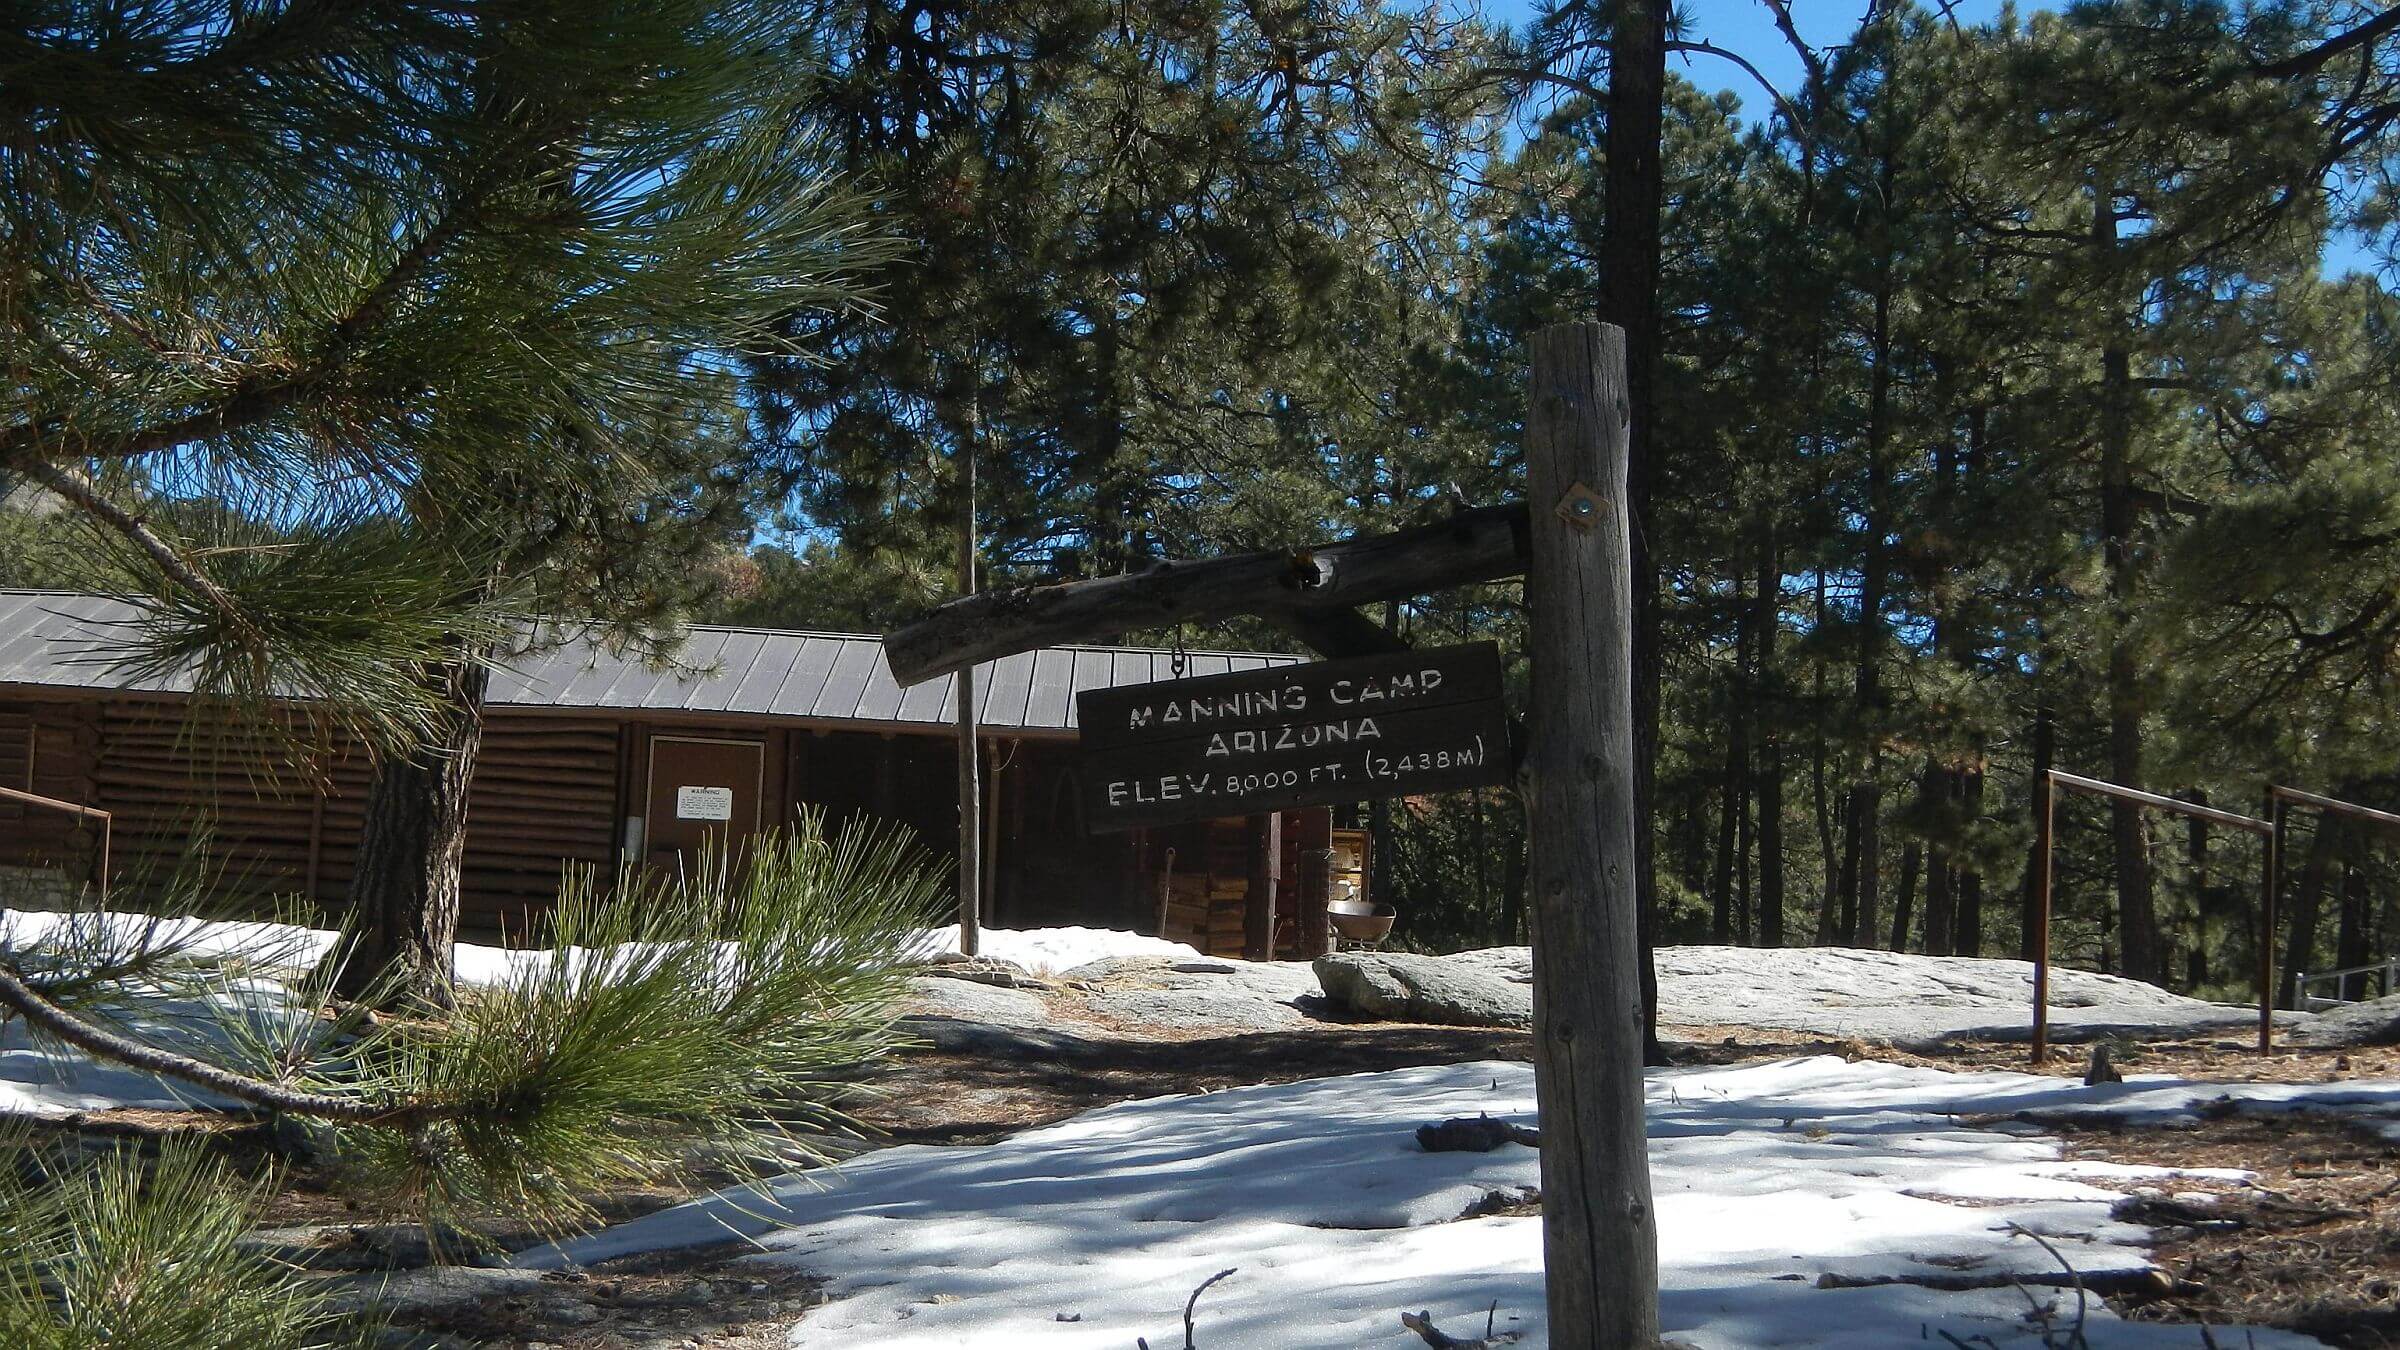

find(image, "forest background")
[8,0,2400,1007]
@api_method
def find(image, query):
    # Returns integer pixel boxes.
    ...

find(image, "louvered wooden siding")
[0,695,623,932]
[0,701,103,879]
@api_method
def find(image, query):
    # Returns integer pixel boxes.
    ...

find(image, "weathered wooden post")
[1244,812,1282,961]
[1523,321,1660,1347]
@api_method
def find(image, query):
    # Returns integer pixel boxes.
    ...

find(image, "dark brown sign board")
[1077,642,1512,832]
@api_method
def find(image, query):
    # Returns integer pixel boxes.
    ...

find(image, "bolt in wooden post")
[1523,321,1660,1348]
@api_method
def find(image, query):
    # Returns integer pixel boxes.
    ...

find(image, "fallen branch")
[1137,1267,1236,1350]
[1402,1302,1523,1347]
[1416,1115,1541,1153]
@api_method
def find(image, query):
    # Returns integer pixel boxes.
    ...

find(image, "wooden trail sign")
[882,322,1662,1347]
[1077,643,1511,831]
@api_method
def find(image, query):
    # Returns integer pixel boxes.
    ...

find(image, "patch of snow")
[518,1056,2341,1348]
[914,925,1204,975]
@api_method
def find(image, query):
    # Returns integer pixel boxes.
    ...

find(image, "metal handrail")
[2031,770,2274,1063]
[0,784,111,906]
[2294,957,2398,1010]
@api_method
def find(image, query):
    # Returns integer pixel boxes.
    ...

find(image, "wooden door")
[643,735,766,870]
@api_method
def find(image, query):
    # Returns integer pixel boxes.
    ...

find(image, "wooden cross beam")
[881,503,1530,687]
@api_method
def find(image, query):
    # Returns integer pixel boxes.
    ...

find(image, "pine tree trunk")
[1602,0,1668,1067]
[2017,702,2055,962]
[1954,767,1985,956]
[2281,819,2340,1008]
[1890,842,1922,953]
[337,659,490,1008]
[1502,814,1529,945]
[1710,761,1738,944]
[1759,736,1786,947]
[2337,838,2371,985]
[1709,573,1751,944]
[1735,765,1755,945]
[1833,791,1861,946]
[2095,192,2162,985]
[1924,766,1956,955]
[1754,523,1783,946]
[1851,779,1882,948]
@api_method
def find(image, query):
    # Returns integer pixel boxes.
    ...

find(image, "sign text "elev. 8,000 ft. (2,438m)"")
[1074,642,1513,831]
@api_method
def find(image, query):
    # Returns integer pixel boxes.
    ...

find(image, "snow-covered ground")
[914,923,1203,974]
[521,1056,2344,1348]
[5,910,2394,1344]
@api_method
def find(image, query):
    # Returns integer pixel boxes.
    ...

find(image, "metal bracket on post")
[1555,482,1607,532]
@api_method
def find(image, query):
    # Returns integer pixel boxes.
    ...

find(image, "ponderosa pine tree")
[749,0,1501,605]
[1,0,888,1004]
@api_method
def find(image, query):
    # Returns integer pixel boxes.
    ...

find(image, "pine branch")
[13,461,252,637]
[2253,6,2400,80]
[0,172,496,474]
[0,964,404,1125]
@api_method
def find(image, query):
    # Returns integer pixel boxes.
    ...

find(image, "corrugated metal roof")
[0,590,1301,735]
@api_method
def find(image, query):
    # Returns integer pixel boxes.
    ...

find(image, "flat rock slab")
[2288,992,2400,1047]
[1651,945,2305,1045]
[1070,955,1322,1032]
[1313,952,1534,1029]
[899,976,1051,1028]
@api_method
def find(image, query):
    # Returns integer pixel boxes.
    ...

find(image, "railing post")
[2263,792,2284,1052]
[2032,769,2055,1065]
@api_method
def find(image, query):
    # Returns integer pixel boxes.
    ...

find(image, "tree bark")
[1712,566,1754,945]
[1524,321,1660,1347]
[1953,767,1985,956]
[338,658,490,1008]
[2337,834,2371,984]
[2095,190,2162,985]
[1851,780,1883,949]
[2018,702,2055,962]
[956,372,983,954]
[1832,790,1861,946]
[1890,841,1922,953]
[1758,731,1786,948]
[1602,0,1667,1067]
[1756,521,1795,941]
[2281,816,2340,1008]
[1925,765,1955,955]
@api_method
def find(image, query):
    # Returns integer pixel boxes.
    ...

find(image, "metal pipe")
[2268,784,2400,833]
[0,785,112,907]
[2261,792,2283,1054]
[2049,771,2271,834]
[2032,768,2055,1065]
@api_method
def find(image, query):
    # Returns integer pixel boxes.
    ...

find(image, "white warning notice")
[675,785,733,821]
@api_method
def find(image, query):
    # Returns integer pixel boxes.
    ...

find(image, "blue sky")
[1478,0,2389,282]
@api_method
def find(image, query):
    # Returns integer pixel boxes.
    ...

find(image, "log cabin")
[0,591,1370,959]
